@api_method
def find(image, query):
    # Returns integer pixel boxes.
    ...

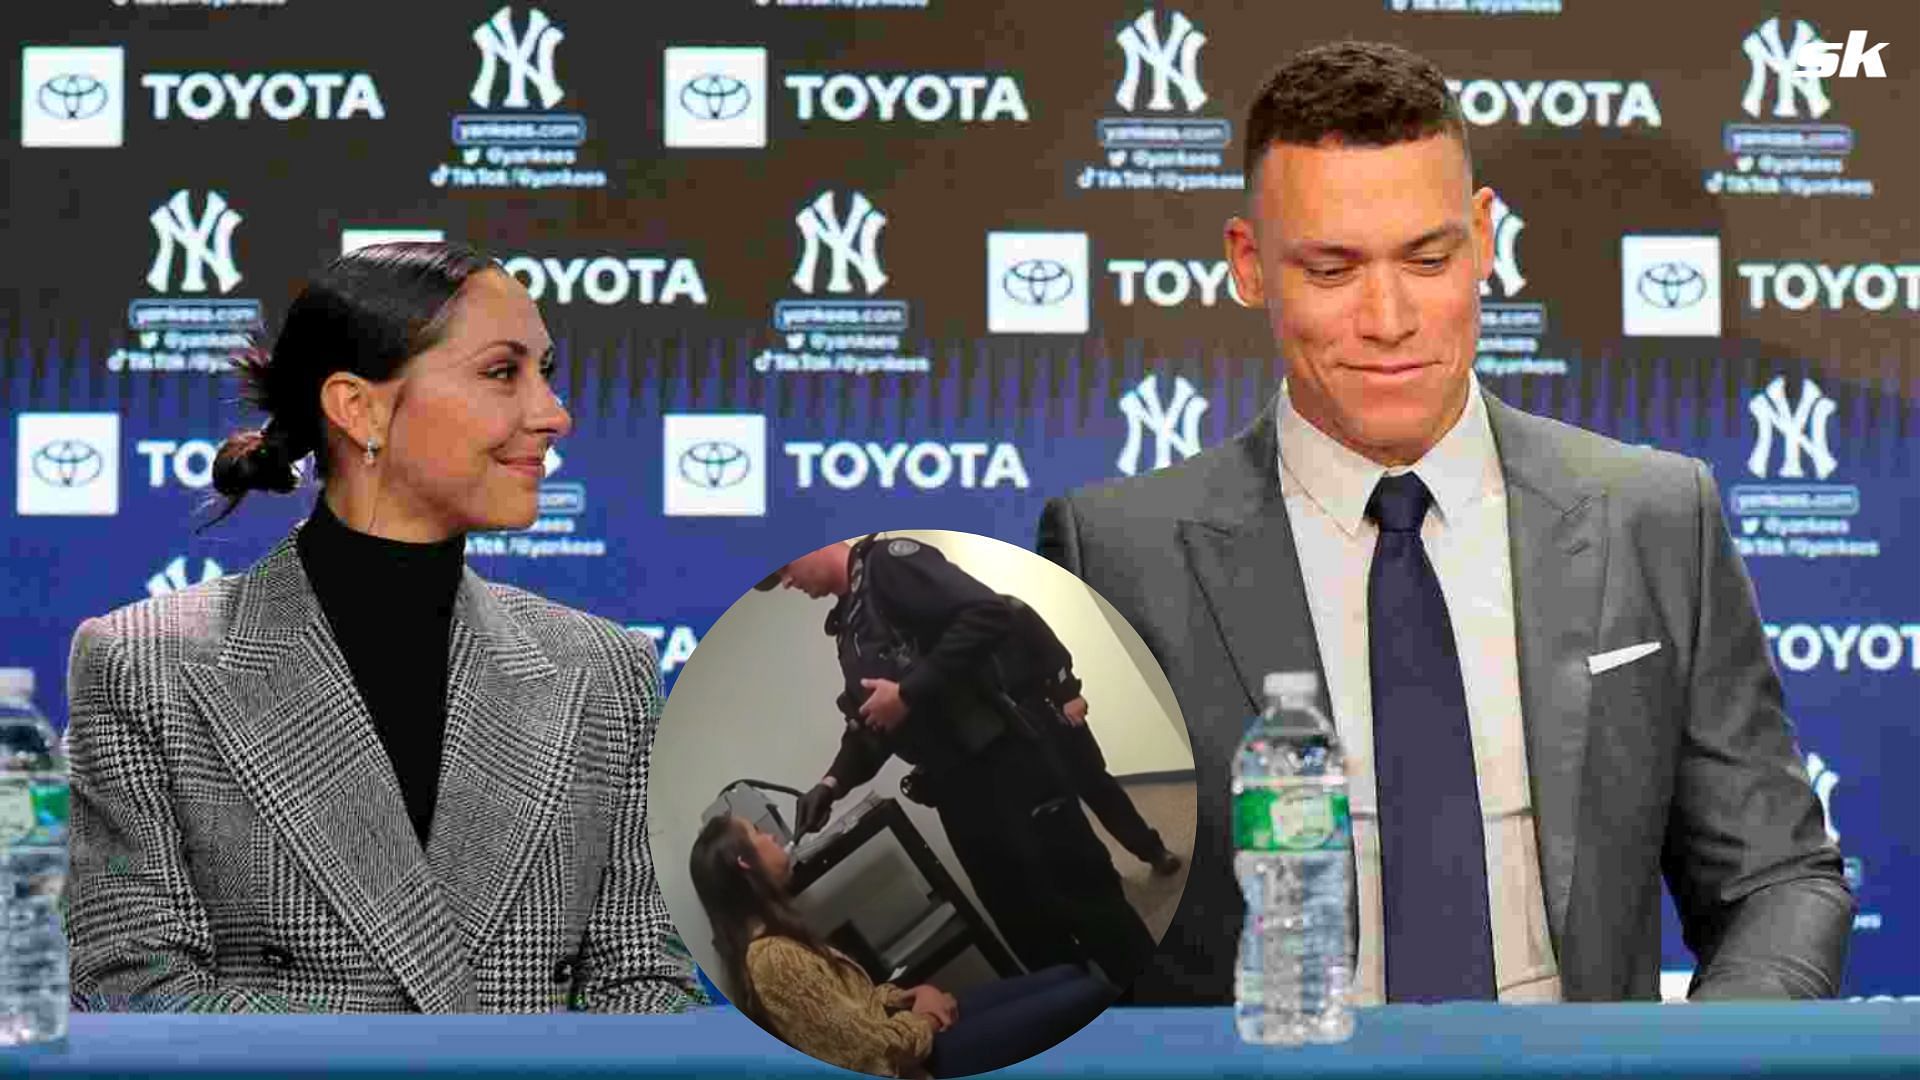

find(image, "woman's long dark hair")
[205,241,495,524]
[688,816,860,1028]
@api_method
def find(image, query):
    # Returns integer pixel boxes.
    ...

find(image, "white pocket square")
[1587,641,1662,675]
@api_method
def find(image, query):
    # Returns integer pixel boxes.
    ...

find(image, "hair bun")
[210,427,300,497]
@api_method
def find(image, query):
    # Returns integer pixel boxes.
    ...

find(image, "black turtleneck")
[295,496,464,849]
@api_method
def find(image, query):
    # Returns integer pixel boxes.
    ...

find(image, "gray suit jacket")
[1038,389,1853,1005]
[66,532,707,1013]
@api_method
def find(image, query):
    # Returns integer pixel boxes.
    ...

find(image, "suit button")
[263,944,294,970]
[552,958,575,985]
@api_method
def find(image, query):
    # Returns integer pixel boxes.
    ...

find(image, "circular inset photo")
[650,530,1196,1078]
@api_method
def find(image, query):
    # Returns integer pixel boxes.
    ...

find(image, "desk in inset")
[789,793,1021,985]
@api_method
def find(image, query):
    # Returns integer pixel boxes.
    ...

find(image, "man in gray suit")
[1037,41,1852,1007]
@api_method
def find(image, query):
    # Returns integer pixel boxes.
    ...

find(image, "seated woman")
[65,242,706,1013]
[690,814,1116,1078]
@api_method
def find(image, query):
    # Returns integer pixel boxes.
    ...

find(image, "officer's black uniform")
[996,595,1177,870]
[807,536,1157,987]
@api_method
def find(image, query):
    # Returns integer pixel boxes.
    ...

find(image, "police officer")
[757,535,1157,987]
[997,595,1185,878]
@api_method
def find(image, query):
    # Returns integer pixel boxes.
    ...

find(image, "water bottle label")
[33,782,69,833]
[1235,786,1350,852]
[0,779,67,846]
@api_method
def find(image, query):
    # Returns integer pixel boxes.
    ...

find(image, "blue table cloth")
[3,1004,1916,1078]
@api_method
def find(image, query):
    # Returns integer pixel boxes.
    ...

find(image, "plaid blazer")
[65,532,708,1013]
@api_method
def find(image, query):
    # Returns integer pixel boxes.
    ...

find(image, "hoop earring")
[364,437,381,467]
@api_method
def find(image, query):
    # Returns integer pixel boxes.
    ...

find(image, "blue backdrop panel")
[2,0,1913,996]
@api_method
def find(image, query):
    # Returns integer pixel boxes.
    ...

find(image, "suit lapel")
[425,572,589,957]
[1178,404,1333,721]
[1486,393,1608,967]
[176,535,478,1012]
[1180,518,1328,719]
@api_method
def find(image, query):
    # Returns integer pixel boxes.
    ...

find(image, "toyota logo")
[1637,261,1707,310]
[679,441,750,489]
[38,73,109,121]
[31,439,105,488]
[1002,259,1074,306]
[680,74,752,121]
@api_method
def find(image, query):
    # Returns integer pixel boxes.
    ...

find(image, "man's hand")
[904,984,958,1030]
[858,678,909,733]
[793,782,837,839]
[1061,696,1089,728]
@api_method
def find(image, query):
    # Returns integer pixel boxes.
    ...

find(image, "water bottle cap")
[0,668,33,702]
[1264,671,1318,700]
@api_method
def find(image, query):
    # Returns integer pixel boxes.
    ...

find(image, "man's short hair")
[1243,40,1471,182]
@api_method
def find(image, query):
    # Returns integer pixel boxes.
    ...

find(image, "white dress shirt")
[1276,376,1563,1004]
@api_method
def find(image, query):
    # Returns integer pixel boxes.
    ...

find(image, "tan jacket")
[746,937,935,1078]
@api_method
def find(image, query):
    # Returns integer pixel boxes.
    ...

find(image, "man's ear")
[1225,214,1266,308]
[1470,186,1497,290]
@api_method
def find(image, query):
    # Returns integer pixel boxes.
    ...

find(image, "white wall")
[648,530,1194,1000]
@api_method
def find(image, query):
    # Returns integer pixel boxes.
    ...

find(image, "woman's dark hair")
[207,241,496,522]
[1243,40,1472,182]
[688,815,858,1028]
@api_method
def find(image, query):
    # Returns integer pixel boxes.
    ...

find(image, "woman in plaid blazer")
[65,243,707,1013]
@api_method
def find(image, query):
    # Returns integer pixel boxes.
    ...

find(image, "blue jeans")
[925,965,1116,1077]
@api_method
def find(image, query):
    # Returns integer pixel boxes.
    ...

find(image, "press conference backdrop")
[2,0,1913,998]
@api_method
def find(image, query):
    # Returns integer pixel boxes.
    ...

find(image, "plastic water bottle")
[0,669,69,1046]
[1233,671,1353,1045]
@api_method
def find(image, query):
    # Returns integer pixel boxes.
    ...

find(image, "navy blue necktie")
[1367,471,1496,1003]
